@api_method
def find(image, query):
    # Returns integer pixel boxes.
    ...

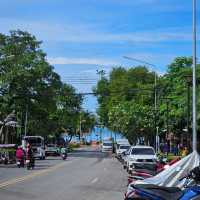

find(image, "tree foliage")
[0,30,96,143]
[94,57,200,144]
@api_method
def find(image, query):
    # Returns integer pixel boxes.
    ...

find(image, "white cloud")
[0,18,198,44]
[47,57,119,65]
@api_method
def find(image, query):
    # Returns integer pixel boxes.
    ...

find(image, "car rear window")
[131,148,155,155]
[103,143,112,147]
[47,145,55,147]
[120,145,130,150]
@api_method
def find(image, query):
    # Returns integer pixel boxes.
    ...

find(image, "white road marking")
[91,177,99,184]
[0,160,73,188]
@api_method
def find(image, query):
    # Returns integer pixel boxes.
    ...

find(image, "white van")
[22,136,46,160]
[101,140,113,152]
[115,139,130,156]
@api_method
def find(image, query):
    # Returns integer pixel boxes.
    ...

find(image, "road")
[0,146,127,200]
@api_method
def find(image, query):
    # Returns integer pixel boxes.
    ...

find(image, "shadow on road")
[69,149,110,159]
[45,157,61,161]
[0,164,18,169]
[34,164,53,170]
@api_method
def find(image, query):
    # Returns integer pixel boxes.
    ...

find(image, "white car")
[125,146,157,173]
[122,148,132,168]
[116,144,130,157]
[101,141,113,152]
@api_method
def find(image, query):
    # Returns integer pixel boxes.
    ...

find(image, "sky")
[0,0,199,113]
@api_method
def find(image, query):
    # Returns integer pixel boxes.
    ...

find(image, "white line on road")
[91,177,99,184]
[0,160,73,188]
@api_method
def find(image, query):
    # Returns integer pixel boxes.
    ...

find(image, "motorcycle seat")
[134,184,184,200]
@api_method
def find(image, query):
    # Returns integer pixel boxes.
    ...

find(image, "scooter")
[61,153,67,160]
[128,171,153,185]
[125,166,200,200]
[1,153,8,165]
[156,157,181,173]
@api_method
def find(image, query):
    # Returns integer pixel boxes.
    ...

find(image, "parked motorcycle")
[127,157,181,186]
[128,170,154,185]
[156,157,181,173]
[125,166,200,200]
[1,153,8,165]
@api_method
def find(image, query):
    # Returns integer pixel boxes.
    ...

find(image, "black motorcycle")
[16,158,24,168]
[61,153,67,160]
[26,158,35,170]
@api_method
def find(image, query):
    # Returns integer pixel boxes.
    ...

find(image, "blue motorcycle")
[125,166,200,200]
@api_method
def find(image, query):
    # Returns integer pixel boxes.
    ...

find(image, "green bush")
[0,148,16,153]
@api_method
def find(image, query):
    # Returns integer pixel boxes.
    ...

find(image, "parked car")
[119,147,131,163]
[115,139,130,155]
[101,140,113,152]
[116,144,130,158]
[124,145,157,174]
[45,144,59,156]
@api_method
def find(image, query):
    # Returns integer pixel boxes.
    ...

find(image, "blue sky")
[0,0,199,112]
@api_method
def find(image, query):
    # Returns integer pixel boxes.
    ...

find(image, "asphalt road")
[0,146,127,200]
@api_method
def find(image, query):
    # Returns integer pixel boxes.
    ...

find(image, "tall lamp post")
[123,56,158,148]
[184,75,192,146]
[192,0,197,151]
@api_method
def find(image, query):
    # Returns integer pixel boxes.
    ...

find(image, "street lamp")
[192,0,197,151]
[123,56,158,147]
[183,75,192,143]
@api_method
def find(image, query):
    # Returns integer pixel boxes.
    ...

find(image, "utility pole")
[187,80,191,143]
[166,100,169,140]
[156,126,159,152]
[192,0,197,151]
[79,114,82,142]
[154,72,157,149]
[24,104,28,136]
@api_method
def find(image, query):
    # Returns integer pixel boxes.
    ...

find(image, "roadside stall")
[0,144,17,164]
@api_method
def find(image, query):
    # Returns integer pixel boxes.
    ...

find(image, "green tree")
[0,30,84,143]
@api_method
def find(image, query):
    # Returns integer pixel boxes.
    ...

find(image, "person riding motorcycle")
[60,146,67,159]
[16,146,24,167]
[26,143,35,169]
